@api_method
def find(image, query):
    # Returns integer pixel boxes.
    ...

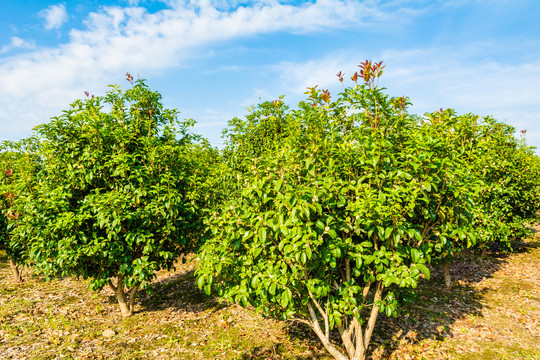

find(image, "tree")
[219,97,290,198]
[472,120,540,251]
[0,150,23,282]
[0,139,38,283]
[197,62,478,360]
[13,76,211,317]
[424,110,540,255]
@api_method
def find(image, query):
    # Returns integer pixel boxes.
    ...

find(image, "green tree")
[0,139,38,282]
[0,149,23,282]
[13,77,210,317]
[424,110,540,254]
[197,62,478,360]
[473,121,540,251]
[220,97,290,198]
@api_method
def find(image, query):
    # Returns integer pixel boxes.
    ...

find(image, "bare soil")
[1,227,539,359]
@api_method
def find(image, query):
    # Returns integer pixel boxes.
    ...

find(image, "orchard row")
[2,62,539,360]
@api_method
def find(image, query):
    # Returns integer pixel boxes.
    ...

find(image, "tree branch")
[128,283,140,311]
[307,303,348,360]
[362,281,371,304]
[353,316,365,359]
[362,281,383,350]
[108,278,118,293]
[339,318,356,359]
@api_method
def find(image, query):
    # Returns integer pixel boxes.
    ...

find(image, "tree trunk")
[364,282,382,346]
[128,284,140,312]
[353,281,383,360]
[307,302,348,360]
[336,281,383,360]
[109,275,133,317]
[9,259,23,283]
[303,277,383,360]
[442,259,452,289]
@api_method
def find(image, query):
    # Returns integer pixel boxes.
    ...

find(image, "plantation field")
[1,227,538,360]
[2,64,540,360]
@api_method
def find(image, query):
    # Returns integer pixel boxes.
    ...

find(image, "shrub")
[424,110,540,253]
[197,62,478,360]
[12,76,211,317]
[0,139,38,282]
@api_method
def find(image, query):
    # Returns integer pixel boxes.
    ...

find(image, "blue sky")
[1,0,539,151]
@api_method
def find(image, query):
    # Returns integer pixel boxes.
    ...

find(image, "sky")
[1,0,539,152]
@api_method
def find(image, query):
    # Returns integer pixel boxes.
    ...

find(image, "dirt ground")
[1,227,539,359]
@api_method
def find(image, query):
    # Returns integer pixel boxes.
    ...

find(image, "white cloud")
[39,4,69,30]
[274,55,358,95]
[0,37,35,54]
[5,0,537,151]
[0,0,415,139]
[378,47,540,119]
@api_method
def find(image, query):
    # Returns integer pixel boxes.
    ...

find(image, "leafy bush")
[11,76,212,317]
[424,110,540,252]
[197,62,478,360]
[0,139,38,282]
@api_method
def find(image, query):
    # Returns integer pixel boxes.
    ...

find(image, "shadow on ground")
[368,239,540,359]
[277,241,538,359]
[132,269,221,314]
[239,342,329,360]
[109,234,539,359]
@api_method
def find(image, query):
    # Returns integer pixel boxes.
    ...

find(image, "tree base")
[9,259,23,283]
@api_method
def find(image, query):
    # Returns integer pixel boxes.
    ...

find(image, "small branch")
[325,293,330,341]
[362,281,383,350]
[307,303,348,360]
[308,290,330,339]
[287,317,312,327]
[108,278,118,293]
[307,289,329,340]
[128,283,140,311]
[303,267,329,339]
[362,281,371,304]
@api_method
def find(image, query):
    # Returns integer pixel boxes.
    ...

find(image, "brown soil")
[1,228,539,359]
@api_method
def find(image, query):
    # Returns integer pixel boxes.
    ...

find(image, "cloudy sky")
[1,0,539,151]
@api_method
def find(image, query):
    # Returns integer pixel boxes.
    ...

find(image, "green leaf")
[384,227,393,240]
[253,247,263,258]
[306,245,312,260]
[274,179,283,192]
[281,288,292,308]
[258,227,267,242]
[328,229,338,239]
[411,248,421,263]
[417,263,430,280]
[300,252,307,264]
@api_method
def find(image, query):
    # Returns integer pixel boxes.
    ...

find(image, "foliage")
[474,124,540,251]
[11,77,211,316]
[0,148,19,259]
[220,97,290,197]
[423,110,540,252]
[0,139,39,281]
[197,62,479,360]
